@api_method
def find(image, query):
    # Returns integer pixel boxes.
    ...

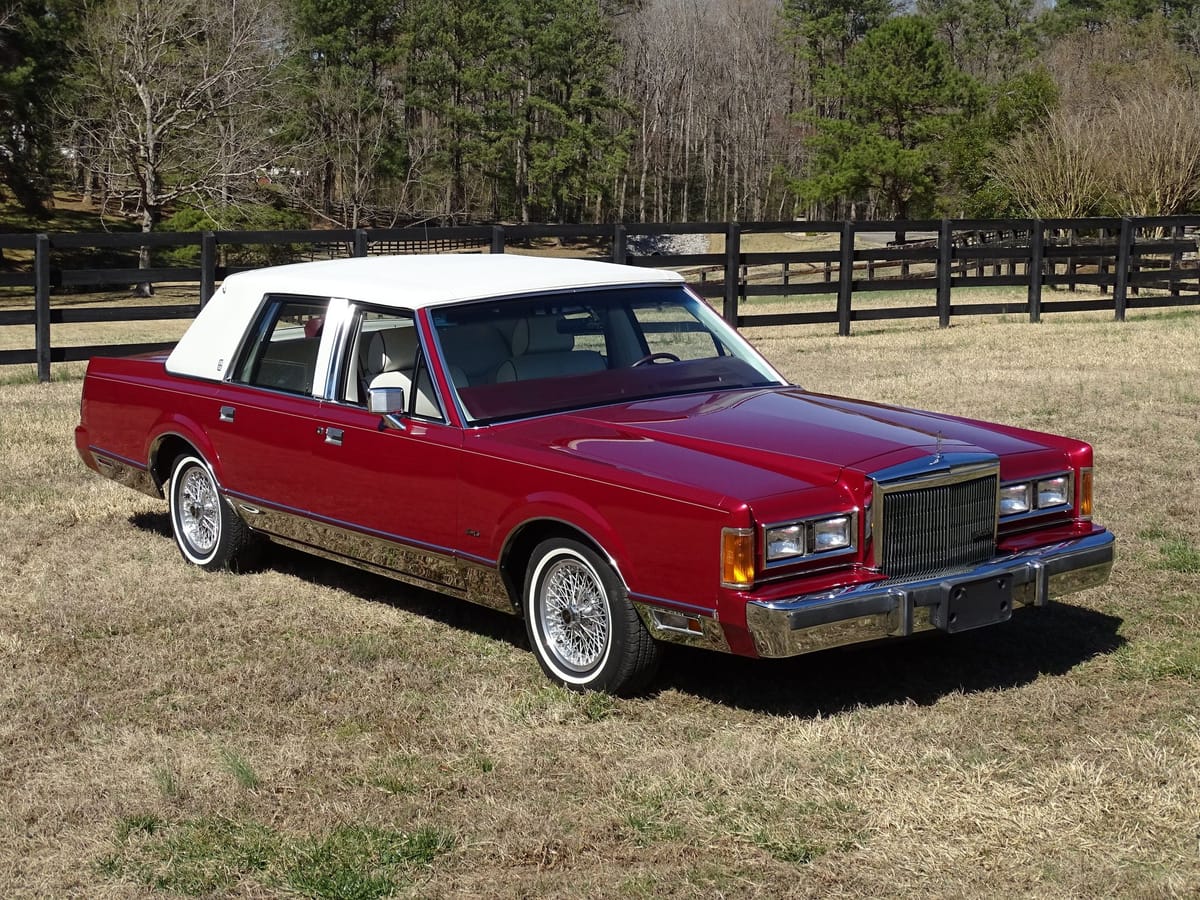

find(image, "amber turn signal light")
[721,527,755,589]
[1079,468,1093,520]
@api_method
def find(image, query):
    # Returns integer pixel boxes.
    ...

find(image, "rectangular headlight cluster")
[765,514,854,564]
[1000,473,1072,517]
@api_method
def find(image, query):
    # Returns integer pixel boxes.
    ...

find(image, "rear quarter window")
[234,298,328,395]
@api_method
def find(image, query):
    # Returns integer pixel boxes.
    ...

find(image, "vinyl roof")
[218,253,683,309]
[166,254,685,383]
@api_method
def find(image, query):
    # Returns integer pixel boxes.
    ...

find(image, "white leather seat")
[494,316,605,382]
[362,327,440,418]
[437,321,513,385]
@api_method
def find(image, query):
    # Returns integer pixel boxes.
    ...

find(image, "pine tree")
[0,0,84,214]
[796,15,975,218]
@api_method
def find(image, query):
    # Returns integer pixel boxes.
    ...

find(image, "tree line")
[4,0,1200,234]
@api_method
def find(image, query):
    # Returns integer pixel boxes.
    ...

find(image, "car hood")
[485,388,1066,505]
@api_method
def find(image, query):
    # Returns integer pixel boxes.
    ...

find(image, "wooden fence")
[1,217,1198,382]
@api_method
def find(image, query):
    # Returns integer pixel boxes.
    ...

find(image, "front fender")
[494,491,633,586]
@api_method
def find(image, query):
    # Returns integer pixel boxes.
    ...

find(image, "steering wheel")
[631,352,681,367]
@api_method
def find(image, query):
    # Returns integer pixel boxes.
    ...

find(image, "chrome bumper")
[745,530,1115,659]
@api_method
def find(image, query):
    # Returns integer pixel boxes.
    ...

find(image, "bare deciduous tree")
[616,0,798,223]
[1105,87,1200,217]
[65,0,284,262]
[992,81,1200,219]
[990,109,1107,217]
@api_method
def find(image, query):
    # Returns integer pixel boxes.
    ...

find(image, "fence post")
[1067,228,1078,292]
[937,219,952,328]
[200,231,216,307]
[837,220,854,337]
[612,223,627,265]
[1028,220,1043,324]
[490,225,505,254]
[1171,223,1183,298]
[353,229,369,258]
[723,222,741,327]
[1114,217,1133,321]
[35,233,50,383]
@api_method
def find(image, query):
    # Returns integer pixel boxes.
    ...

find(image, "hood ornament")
[931,431,944,465]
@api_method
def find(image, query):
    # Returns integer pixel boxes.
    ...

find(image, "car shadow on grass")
[656,602,1125,716]
[132,511,1123,715]
[131,511,529,650]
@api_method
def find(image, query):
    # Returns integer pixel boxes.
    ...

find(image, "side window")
[346,310,443,420]
[234,298,328,395]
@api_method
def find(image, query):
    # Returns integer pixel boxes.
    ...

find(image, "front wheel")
[523,538,660,695]
[168,454,259,572]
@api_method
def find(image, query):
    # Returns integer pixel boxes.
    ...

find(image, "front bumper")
[745,530,1115,658]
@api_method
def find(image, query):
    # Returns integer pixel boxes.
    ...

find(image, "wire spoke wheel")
[178,466,220,555]
[524,538,660,694]
[168,453,259,572]
[539,557,611,672]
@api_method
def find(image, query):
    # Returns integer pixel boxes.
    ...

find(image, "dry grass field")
[1,305,1199,898]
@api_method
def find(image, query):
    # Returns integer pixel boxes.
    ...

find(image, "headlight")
[1036,475,1070,508]
[765,514,854,563]
[999,483,1031,515]
[765,524,804,561]
[1000,473,1073,517]
[813,516,852,551]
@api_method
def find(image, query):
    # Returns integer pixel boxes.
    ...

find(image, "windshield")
[430,285,784,424]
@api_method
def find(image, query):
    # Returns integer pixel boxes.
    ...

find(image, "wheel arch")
[146,417,220,494]
[148,431,206,494]
[499,517,628,612]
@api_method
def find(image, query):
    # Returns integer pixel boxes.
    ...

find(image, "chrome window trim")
[223,292,272,384]
[226,293,339,398]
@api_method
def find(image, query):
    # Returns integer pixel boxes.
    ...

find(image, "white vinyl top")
[166,254,684,382]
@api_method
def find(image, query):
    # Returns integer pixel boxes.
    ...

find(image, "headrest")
[366,326,418,374]
[437,322,511,377]
[511,316,573,356]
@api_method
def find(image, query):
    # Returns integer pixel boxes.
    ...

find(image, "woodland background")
[4,0,1200,236]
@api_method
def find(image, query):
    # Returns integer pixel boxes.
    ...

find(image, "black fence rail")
[1,217,1197,382]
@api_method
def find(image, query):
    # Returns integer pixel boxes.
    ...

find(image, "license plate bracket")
[932,574,1013,634]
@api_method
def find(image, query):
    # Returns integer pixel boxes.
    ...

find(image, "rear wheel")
[168,454,259,572]
[523,538,659,695]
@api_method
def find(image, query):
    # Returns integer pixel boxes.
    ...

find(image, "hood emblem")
[931,431,944,465]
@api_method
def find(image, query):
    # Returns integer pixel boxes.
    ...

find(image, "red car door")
[308,403,465,591]
[205,296,332,526]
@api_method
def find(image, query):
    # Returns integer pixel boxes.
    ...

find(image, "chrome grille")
[879,474,998,581]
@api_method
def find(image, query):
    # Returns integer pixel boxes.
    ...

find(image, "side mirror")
[367,386,407,430]
[367,385,405,415]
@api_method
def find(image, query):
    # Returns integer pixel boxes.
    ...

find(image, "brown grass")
[1,307,1199,897]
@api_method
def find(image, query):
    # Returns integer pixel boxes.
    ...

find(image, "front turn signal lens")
[721,527,755,589]
[1079,468,1093,520]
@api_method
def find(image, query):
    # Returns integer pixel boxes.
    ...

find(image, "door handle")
[219,405,235,423]
[324,427,344,446]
